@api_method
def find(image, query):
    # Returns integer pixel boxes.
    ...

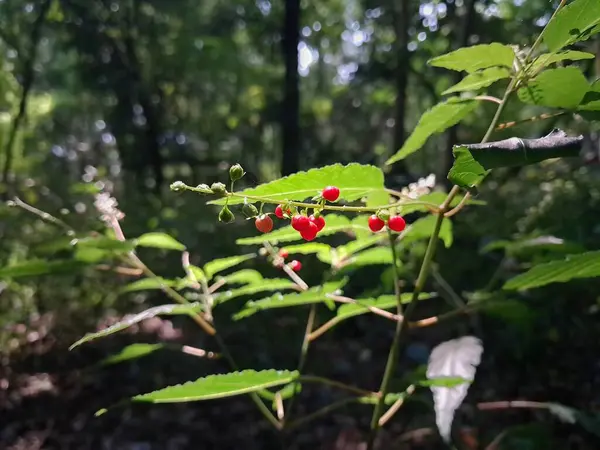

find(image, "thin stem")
[181,345,219,359]
[378,384,415,426]
[285,397,361,431]
[366,229,408,447]
[478,400,549,410]
[298,375,379,398]
[523,0,568,63]
[474,95,502,105]
[327,294,402,322]
[444,192,471,218]
[9,197,74,234]
[308,316,343,341]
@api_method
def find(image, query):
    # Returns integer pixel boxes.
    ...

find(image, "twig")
[326,294,402,322]
[181,345,219,359]
[285,397,360,431]
[9,197,74,234]
[275,391,285,421]
[474,95,502,105]
[444,192,471,218]
[299,375,379,398]
[378,384,415,426]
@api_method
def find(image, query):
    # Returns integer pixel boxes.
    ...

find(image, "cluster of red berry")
[254,185,406,240]
[367,214,406,233]
[277,248,302,272]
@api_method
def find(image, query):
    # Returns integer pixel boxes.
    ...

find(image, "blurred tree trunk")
[281,0,300,175]
[442,0,477,185]
[389,0,411,178]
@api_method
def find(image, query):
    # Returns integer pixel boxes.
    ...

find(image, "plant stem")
[298,375,379,398]
[285,397,361,431]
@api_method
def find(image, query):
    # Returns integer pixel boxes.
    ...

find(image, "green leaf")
[529,50,595,73]
[75,236,136,251]
[518,67,589,109]
[442,67,510,95]
[340,247,394,268]
[215,278,298,304]
[336,293,433,322]
[0,259,85,279]
[577,79,600,111]
[217,269,263,286]
[70,303,202,349]
[101,343,165,366]
[135,232,186,251]
[210,163,384,205]
[428,43,515,72]
[74,247,109,263]
[280,242,331,255]
[203,254,255,279]
[448,131,582,189]
[132,369,298,403]
[386,99,478,165]
[402,215,453,248]
[504,250,600,290]
[543,0,600,52]
[481,236,584,257]
[121,277,179,293]
[236,215,366,245]
[418,377,470,388]
[399,192,485,215]
[234,280,347,320]
[318,234,384,265]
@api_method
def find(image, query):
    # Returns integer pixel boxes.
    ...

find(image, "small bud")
[377,210,390,221]
[211,182,227,196]
[229,164,245,182]
[195,183,213,194]
[218,205,235,223]
[170,181,187,192]
[242,201,259,218]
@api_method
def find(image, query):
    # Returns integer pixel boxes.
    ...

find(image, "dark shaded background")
[1,0,600,448]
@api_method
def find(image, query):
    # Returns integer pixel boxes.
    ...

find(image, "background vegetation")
[1,0,599,448]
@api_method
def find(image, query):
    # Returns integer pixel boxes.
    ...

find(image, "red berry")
[309,214,326,232]
[322,186,340,202]
[368,215,385,232]
[275,205,284,219]
[300,221,319,241]
[291,214,310,231]
[279,249,289,259]
[255,214,274,233]
[388,216,406,232]
[289,260,302,272]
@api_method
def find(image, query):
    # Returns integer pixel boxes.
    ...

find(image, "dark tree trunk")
[281,0,300,175]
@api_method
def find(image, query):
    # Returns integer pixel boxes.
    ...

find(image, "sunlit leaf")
[121,277,179,293]
[70,303,203,349]
[217,269,263,286]
[503,250,600,290]
[101,343,165,366]
[543,0,600,52]
[0,259,85,279]
[210,163,384,205]
[402,215,453,248]
[341,247,394,268]
[518,67,589,109]
[280,242,331,255]
[234,280,347,320]
[428,43,515,72]
[442,67,510,95]
[135,232,186,251]
[529,50,595,73]
[132,369,298,403]
[335,293,433,322]
[215,278,298,305]
[427,336,483,442]
[76,236,136,251]
[203,254,255,279]
[386,99,478,164]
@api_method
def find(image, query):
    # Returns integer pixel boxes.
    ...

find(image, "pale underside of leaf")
[426,336,484,442]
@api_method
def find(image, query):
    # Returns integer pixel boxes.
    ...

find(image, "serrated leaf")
[427,336,484,443]
[543,0,600,52]
[121,277,179,293]
[341,247,394,268]
[101,343,165,366]
[236,215,365,245]
[234,280,346,320]
[136,232,186,251]
[318,234,384,265]
[203,254,255,279]
[281,243,331,255]
[442,67,510,95]
[132,369,298,403]
[481,236,583,257]
[70,303,202,349]
[518,67,589,109]
[366,189,391,208]
[402,215,453,248]
[386,99,478,165]
[217,269,263,286]
[448,130,582,189]
[0,259,85,279]
[214,278,298,305]
[503,250,600,290]
[336,293,432,322]
[428,43,515,72]
[577,79,600,111]
[529,50,595,73]
[210,163,384,206]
